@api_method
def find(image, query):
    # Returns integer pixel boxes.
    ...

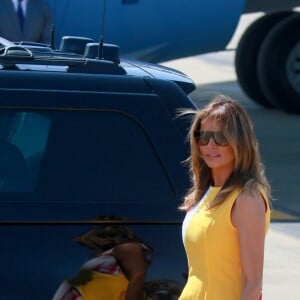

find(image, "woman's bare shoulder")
[232,189,265,227]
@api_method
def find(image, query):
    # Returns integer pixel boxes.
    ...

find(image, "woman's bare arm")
[232,191,267,300]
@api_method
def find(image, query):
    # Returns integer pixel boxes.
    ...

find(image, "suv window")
[0,110,50,192]
[37,109,175,203]
[0,108,175,204]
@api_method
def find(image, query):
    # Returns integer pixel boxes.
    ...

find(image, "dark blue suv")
[0,36,196,299]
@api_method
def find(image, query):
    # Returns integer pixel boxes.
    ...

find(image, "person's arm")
[231,191,267,300]
[113,243,148,300]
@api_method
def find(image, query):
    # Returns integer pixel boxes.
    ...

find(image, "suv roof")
[0,36,196,94]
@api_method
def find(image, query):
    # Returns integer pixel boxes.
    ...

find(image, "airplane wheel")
[257,13,300,113]
[235,11,294,108]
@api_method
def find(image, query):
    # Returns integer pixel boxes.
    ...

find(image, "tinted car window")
[37,109,175,203]
[0,110,50,192]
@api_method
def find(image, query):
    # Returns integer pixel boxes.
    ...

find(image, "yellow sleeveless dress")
[179,186,270,300]
[76,271,128,300]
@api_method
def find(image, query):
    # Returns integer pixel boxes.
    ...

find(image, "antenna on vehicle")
[50,24,55,49]
[49,0,57,49]
[97,0,106,59]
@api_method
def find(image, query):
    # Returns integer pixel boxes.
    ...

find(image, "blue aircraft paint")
[46,0,245,62]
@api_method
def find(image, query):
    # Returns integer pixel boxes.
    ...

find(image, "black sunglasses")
[193,130,228,146]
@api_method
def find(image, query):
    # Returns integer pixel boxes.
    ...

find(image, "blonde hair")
[179,94,271,210]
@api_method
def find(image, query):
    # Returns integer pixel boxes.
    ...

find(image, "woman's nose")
[207,137,217,146]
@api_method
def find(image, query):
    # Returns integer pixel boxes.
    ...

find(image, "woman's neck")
[211,169,232,187]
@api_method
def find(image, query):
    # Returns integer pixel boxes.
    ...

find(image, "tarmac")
[263,222,300,299]
[162,12,300,300]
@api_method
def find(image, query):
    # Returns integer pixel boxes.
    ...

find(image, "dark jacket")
[0,0,53,43]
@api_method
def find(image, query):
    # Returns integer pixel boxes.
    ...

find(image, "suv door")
[0,78,193,299]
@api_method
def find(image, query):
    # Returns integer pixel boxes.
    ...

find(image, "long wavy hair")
[179,94,271,210]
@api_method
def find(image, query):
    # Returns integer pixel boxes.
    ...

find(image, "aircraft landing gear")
[235,11,300,113]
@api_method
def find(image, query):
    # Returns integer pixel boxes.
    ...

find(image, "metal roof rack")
[0,36,125,75]
[0,46,33,59]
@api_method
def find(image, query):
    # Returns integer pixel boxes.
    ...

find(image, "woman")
[52,216,153,300]
[179,95,271,300]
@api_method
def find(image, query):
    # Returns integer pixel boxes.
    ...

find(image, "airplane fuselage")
[46,0,245,62]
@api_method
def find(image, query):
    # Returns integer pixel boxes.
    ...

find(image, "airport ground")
[162,13,300,300]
